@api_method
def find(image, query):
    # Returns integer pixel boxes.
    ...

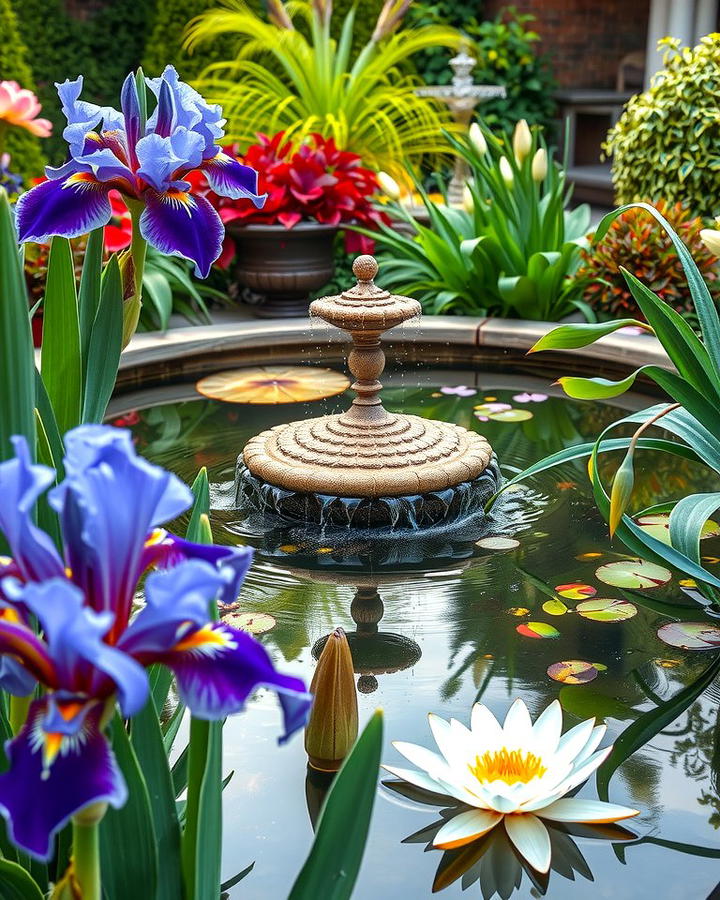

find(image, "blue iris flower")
[15,66,266,277]
[0,425,311,861]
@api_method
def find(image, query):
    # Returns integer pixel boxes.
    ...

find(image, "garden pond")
[118,363,720,899]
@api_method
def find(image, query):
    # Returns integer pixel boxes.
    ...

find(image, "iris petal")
[0,436,64,582]
[203,151,267,206]
[162,622,312,742]
[15,172,113,244]
[140,189,223,277]
[0,699,126,861]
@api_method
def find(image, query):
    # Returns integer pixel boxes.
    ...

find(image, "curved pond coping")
[116,314,668,389]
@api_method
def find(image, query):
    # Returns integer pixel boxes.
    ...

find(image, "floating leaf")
[679,578,697,587]
[595,559,671,589]
[555,583,597,600]
[279,544,299,553]
[657,622,720,650]
[576,598,638,622]
[476,536,520,551]
[654,658,682,668]
[547,660,600,684]
[474,402,511,414]
[516,622,560,639]
[487,408,534,422]
[196,366,350,404]
[224,612,276,634]
[635,513,720,544]
[542,599,569,616]
[507,607,530,617]
[702,556,720,564]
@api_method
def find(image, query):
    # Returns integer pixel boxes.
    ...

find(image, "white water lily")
[383,699,638,874]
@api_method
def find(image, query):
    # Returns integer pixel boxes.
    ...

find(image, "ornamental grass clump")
[577,200,720,324]
[606,34,720,218]
[185,0,461,181]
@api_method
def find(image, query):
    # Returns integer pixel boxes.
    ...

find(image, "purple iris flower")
[14,66,266,277]
[0,425,311,861]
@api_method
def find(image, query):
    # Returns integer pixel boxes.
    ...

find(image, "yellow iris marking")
[469,748,547,786]
[0,607,21,624]
[174,625,227,653]
[43,732,64,775]
[145,528,167,547]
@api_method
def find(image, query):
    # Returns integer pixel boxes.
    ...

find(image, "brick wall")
[483,0,650,89]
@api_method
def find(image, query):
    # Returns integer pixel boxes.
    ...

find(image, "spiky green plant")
[185,0,461,180]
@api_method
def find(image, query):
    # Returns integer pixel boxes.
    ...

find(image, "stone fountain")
[415,46,506,206]
[237,255,502,531]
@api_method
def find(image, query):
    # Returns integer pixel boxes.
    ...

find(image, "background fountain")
[237,255,502,532]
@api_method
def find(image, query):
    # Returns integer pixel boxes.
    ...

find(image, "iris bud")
[609,451,635,537]
[513,119,532,163]
[531,148,548,182]
[377,170,401,201]
[469,122,487,156]
[305,627,358,771]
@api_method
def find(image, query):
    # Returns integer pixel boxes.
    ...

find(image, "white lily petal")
[573,724,607,767]
[503,698,533,747]
[519,787,571,813]
[433,808,503,850]
[392,741,452,780]
[484,792,521,814]
[471,703,503,746]
[530,699,563,756]
[429,713,472,771]
[381,764,449,796]
[555,718,595,764]
[562,745,613,793]
[504,813,552,873]
[540,798,639,823]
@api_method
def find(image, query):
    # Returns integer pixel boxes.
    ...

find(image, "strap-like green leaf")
[529,318,648,353]
[0,192,35,461]
[289,710,383,900]
[82,255,123,424]
[0,859,44,900]
[78,228,103,378]
[668,493,720,565]
[100,714,159,900]
[41,237,82,436]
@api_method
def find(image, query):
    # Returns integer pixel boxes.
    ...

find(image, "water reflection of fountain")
[312,585,422,694]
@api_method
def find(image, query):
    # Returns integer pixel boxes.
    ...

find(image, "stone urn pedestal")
[231,222,338,318]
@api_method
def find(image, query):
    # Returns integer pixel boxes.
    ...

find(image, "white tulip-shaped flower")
[383,699,639,874]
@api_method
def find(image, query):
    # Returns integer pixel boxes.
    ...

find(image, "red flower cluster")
[188,132,389,263]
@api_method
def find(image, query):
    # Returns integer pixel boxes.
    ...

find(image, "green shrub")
[606,35,720,218]
[408,5,557,134]
[143,0,236,80]
[0,0,45,179]
[13,0,155,164]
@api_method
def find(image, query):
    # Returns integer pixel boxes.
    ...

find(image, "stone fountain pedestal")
[237,255,501,530]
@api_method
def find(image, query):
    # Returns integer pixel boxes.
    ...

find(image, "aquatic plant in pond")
[15,65,265,279]
[0,424,311,868]
[383,699,638,872]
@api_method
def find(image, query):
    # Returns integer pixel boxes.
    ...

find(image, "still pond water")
[123,365,720,899]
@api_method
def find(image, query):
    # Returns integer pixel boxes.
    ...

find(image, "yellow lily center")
[469,747,547,785]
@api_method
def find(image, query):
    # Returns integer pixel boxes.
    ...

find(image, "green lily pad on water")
[595,558,671,589]
[657,621,720,650]
[635,513,720,544]
[542,599,569,616]
[487,408,534,422]
[576,598,638,622]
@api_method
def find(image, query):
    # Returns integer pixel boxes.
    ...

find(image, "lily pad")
[635,513,720,544]
[542,599,569,616]
[555,583,597,600]
[196,365,350,404]
[487,408,534,423]
[516,622,560,639]
[657,622,720,650]
[476,536,520,551]
[507,607,530,616]
[595,558,671,589]
[547,660,600,684]
[224,612,276,634]
[576,598,638,622]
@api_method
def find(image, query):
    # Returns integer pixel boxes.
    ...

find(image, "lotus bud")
[305,628,358,771]
[531,147,547,182]
[513,119,532,164]
[377,170,401,201]
[608,451,635,537]
[462,184,474,214]
[700,227,720,257]
[499,156,514,187]
[469,122,487,156]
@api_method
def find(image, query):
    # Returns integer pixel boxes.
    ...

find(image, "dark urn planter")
[232,222,338,318]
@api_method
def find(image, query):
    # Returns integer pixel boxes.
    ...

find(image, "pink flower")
[512,392,548,403]
[0,81,52,137]
[441,385,477,397]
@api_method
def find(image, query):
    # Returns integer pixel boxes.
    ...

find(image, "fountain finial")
[352,254,378,283]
